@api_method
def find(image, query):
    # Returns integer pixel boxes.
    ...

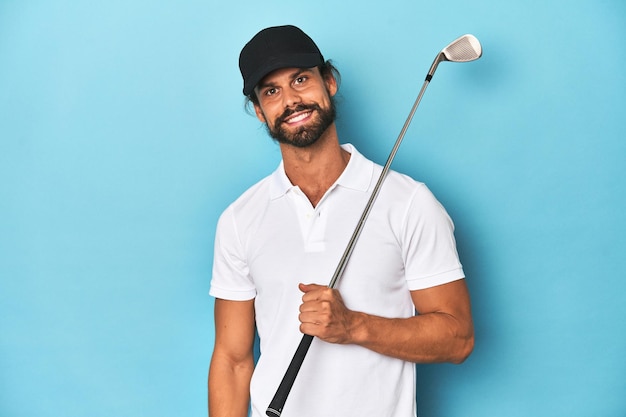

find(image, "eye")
[294,75,308,85]
[264,87,278,96]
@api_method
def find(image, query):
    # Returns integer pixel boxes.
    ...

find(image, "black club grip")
[265,334,314,416]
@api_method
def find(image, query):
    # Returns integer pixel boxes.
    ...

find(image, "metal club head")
[426,34,482,80]
[442,34,482,62]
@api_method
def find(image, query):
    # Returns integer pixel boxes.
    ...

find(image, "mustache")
[275,103,321,125]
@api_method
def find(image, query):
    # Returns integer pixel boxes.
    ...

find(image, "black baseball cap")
[239,25,325,96]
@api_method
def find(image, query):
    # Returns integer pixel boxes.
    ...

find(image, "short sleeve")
[402,184,464,290]
[209,206,257,300]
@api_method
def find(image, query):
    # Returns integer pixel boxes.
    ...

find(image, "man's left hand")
[298,283,359,344]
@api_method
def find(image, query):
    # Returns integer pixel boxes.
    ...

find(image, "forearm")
[299,280,474,364]
[208,353,254,417]
[348,310,474,364]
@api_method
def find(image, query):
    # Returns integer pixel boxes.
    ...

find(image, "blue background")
[1,1,624,416]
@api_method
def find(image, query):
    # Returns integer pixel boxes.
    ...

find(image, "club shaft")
[329,78,430,288]
[265,78,432,417]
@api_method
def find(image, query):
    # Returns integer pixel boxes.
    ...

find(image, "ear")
[324,74,338,97]
[253,102,267,123]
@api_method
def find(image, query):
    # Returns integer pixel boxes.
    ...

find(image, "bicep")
[209,299,255,417]
[410,279,472,322]
[213,298,256,363]
[409,279,474,363]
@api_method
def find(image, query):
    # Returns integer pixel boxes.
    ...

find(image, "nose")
[282,87,301,109]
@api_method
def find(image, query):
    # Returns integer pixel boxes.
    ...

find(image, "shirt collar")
[269,143,373,200]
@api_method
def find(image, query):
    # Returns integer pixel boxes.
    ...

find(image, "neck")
[280,124,350,207]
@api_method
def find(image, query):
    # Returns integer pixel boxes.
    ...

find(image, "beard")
[265,98,336,148]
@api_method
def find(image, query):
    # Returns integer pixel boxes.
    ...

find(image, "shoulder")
[229,175,273,211]
[346,144,436,206]
[373,168,452,228]
[379,168,429,202]
[214,175,269,228]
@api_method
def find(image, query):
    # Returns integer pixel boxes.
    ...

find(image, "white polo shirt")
[210,144,464,417]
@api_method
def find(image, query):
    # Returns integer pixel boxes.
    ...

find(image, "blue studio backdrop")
[1,1,624,416]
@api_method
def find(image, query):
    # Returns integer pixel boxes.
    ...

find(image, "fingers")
[297,284,351,344]
[298,284,331,316]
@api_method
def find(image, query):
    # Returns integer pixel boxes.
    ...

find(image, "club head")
[442,34,482,62]
[426,34,482,80]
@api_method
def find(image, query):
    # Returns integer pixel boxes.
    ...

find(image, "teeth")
[286,111,311,124]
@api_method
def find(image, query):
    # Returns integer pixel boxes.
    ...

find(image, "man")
[208,25,474,417]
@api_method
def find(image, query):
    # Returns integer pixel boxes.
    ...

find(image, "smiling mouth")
[284,110,313,125]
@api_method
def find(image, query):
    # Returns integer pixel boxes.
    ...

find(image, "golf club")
[266,34,482,417]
